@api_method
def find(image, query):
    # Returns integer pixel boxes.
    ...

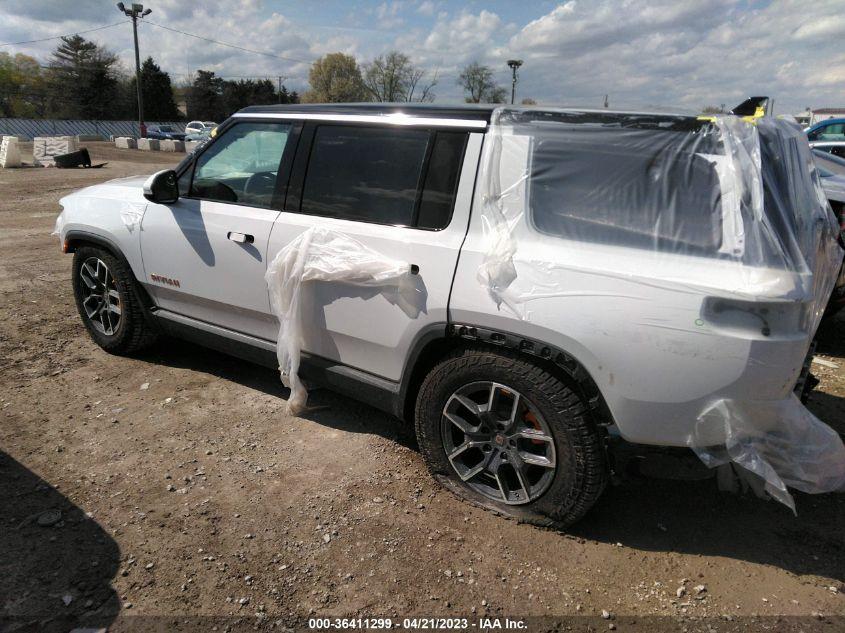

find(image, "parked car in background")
[806,118,845,142]
[183,130,212,154]
[813,150,845,317]
[185,120,205,135]
[53,104,844,526]
[810,141,845,159]
[184,130,211,142]
[814,149,845,177]
[146,125,186,141]
[185,120,217,136]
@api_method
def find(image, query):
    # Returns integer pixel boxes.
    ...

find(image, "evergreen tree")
[47,35,120,119]
[127,57,180,121]
[186,70,225,121]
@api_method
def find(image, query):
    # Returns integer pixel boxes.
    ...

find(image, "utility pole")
[117,3,152,137]
[603,94,609,108]
[507,59,523,105]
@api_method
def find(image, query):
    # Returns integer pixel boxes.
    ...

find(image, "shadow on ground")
[0,451,121,632]
[138,338,417,448]
[816,312,845,359]
[139,337,845,585]
[577,471,845,583]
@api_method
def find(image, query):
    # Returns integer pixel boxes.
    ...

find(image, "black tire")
[415,346,607,528]
[72,246,158,354]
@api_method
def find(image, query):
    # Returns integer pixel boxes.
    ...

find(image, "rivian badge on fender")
[150,274,180,288]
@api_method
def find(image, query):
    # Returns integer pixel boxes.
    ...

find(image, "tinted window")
[417,132,467,229]
[529,128,722,254]
[301,126,429,225]
[190,122,291,208]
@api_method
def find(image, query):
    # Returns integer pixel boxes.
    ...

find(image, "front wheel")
[414,347,607,528]
[72,246,158,354]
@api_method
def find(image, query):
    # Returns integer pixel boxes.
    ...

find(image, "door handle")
[227,231,254,244]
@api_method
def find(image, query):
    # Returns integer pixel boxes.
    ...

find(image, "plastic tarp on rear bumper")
[265,227,411,414]
[478,107,845,509]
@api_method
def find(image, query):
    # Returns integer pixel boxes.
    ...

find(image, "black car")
[146,125,186,141]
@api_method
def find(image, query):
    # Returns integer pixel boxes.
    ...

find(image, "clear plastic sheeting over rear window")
[478,108,841,318]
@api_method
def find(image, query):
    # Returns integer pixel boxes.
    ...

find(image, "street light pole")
[507,59,523,105]
[117,3,152,137]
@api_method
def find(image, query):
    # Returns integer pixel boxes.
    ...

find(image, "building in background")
[810,108,845,125]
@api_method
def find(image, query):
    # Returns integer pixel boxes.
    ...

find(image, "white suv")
[184,120,216,136]
[54,104,844,525]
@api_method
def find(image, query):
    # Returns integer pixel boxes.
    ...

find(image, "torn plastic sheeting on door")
[477,107,844,509]
[265,226,412,415]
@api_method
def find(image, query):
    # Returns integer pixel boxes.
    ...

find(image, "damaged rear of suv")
[55,104,845,527]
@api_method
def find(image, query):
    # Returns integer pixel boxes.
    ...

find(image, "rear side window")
[299,125,466,229]
[417,132,467,229]
[302,126,428,226]
[529,128,723,255]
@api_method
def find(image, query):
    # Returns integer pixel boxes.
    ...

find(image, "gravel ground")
[1,142,843,632]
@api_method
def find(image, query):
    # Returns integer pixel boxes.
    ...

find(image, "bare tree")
[457,61,507,104]
[362,51,436,102]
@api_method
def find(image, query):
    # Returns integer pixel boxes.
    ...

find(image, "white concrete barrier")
[137,138,160,151]
[184,141,200,153]
[0,136,21,168]
[33,136,78,167]
[160,139,185,152]
[115,137,137,149]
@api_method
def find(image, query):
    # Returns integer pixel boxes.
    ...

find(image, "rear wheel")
[72,246,158,354]
[415,347,607,528]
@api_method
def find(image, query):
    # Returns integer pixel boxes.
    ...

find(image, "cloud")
[416,1,436,17]
[375,1,405,30]
[792,14,845,40]
[0,0,840,112]
[1,0,108,24]
[502,0,843,112]
[423,10,503,59]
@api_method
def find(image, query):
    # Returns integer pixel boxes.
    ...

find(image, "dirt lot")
[1,142,844,632]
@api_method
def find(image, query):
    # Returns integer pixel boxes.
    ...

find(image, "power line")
[0,20,129,47]
[141,19,311,64]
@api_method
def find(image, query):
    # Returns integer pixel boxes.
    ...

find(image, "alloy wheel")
[79,257,122,336]
[440,381,556,505]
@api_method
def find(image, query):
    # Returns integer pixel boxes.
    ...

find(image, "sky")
[1,0,843,114]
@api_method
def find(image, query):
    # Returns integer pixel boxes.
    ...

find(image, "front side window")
[190,122,291,208]
[300,125,430,226]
